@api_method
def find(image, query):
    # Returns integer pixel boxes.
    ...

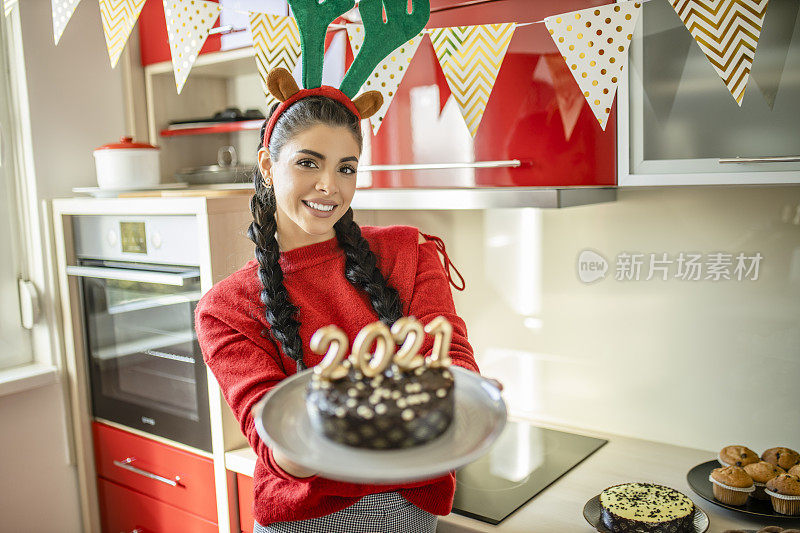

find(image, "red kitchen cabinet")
[97,477,218,533]
[138,0,222,67]
[93,421,218,524]
[237,473,255,533]
[367,0,616,188]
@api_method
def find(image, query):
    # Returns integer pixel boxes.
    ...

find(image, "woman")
[194,93,480,532]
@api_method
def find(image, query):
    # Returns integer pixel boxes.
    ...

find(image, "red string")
[421,233,466,291]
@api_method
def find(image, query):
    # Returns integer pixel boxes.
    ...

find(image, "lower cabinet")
[93,421,218,531]
[97,477,218,533]
[237,473,255,533]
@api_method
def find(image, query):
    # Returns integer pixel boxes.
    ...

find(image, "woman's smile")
[302,199,338,217]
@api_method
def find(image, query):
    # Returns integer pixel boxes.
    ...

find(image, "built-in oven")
[66,215,211,452]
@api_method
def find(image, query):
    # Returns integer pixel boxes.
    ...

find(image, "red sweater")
[194,225,479,525]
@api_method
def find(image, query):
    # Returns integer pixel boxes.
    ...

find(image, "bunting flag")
[163,0,221,94]
[430,23,515,137]
[545,2,642,130]
[248,12,302,108]
[346,25,424,135]
[99,0,147,68]
[4,0,17,18]
[52,0,83,44]
[668,0,769,106]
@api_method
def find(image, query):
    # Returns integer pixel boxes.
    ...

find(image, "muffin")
[762,448,800,471]
[744,461,786,500]
[709,465,755,505]
[719,445,760,467]
[765,474,800,515]
[789,465,800,478]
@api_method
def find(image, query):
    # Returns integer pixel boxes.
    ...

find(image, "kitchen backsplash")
[354,185,800,453]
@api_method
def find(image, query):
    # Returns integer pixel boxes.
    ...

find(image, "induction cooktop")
[452,420,607,525]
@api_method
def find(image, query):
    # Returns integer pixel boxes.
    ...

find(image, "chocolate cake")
[600,483,695,533]
[305,362,454,449]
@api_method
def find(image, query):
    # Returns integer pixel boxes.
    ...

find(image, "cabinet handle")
[719,156,800,163]
[360,159,524,171]
[113,458,182,487]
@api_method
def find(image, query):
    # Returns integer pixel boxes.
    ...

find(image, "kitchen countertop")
[225,418,800,532]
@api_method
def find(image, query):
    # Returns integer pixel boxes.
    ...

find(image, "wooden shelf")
[160,119,264,137]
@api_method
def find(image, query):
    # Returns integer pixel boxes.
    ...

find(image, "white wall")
[358,185,800,454]
[0,0,128,530]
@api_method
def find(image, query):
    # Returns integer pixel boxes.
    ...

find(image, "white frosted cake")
[600,482,695,532]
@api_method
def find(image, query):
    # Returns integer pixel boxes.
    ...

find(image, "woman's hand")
[272,447,318,478]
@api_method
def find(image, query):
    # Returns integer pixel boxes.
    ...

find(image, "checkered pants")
[252,491,438,533]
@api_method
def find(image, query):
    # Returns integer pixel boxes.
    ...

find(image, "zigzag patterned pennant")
[4,0,18,18]
[52,0,83,44]
[163,0,221,94]
[669,0,769,106]
[248,12,302,108]
[545,2,642,130]
[430,23,516,137]
[346,24,424,135]
[100,0,147,68]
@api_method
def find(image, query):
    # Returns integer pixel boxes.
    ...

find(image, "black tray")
[687,460,800,520]
[583,494,709,532]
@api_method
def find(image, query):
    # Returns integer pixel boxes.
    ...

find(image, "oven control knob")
[106,230,117,246]
[151,232,162,249]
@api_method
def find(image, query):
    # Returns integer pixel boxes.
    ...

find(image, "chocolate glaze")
[305,363,454,449]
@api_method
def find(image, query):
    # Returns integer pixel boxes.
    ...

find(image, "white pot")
[93,136,160,189]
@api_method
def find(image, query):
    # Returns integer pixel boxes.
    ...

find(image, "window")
[0,5,41,374]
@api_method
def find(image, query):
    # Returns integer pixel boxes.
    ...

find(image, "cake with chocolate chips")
[305,362,455,449]
[600,482,696,532]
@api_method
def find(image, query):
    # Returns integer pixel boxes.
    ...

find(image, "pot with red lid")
[93,136,160,189]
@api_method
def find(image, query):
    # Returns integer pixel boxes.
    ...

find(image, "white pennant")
[248,12,302,108]
[162,0,221,94]
[346,24,424,135]
[669,0,769,106]
[545,1,642,130]
[52,0,83,44]
[100,0,148,68]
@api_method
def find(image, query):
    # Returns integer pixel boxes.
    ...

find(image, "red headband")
[263,86,362,148]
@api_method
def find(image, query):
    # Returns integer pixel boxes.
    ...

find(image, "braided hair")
[247,96,403,372]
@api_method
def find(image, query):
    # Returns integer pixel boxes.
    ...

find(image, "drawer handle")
[113,458,182,487]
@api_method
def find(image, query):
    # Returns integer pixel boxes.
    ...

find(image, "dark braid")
[248,98,402,372]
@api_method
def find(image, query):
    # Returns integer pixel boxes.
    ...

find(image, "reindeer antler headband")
[264,0,431,148]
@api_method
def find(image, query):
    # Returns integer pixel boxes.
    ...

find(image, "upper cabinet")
[619,0,800,186]
[365,0,617,188]
[134,0,619,190]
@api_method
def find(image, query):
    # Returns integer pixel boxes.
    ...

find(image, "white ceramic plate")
[252,366,507,484]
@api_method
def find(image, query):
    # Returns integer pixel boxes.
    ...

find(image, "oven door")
[68,259,211,452]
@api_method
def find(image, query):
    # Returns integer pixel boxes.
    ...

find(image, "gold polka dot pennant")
[163,0,221,94]
[4,0,18,19]
[544,2,642,130]
[100,0,147,68]
[669,0,769,106]
[51,0,83,45]
[346,24,424,135]
[431,23,516,137]
[249,12,301,108]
